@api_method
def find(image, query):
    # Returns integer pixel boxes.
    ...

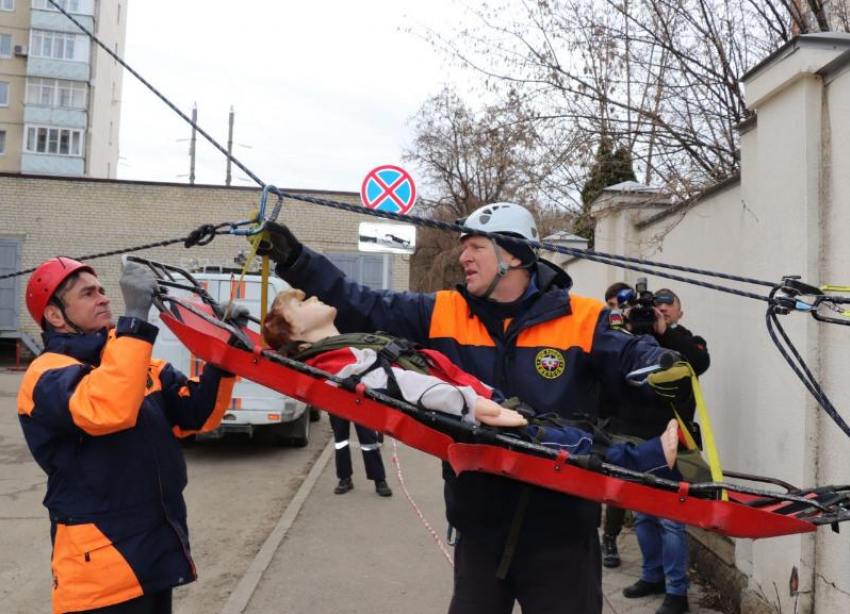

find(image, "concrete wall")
[0,174,411,342]
[568,35,850,614]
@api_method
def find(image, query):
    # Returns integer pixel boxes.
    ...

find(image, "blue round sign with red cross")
[360,165,417,214]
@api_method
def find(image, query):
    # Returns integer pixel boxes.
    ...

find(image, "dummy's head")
[262,289,338,354]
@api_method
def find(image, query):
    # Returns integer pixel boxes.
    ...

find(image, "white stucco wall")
[583,36,850,614]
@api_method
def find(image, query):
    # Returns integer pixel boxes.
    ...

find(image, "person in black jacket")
[599,281,635,569]
[618,288,710,614]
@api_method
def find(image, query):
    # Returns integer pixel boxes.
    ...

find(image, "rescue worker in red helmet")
[254,203,691,614]
[18,257,239,614]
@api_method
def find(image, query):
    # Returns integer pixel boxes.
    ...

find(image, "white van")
[148,266,317,446]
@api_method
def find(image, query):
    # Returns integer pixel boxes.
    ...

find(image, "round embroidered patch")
[535,348,565,380]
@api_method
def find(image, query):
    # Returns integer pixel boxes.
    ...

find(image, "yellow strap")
[224,229,266,320]
[820,285,850,292]
[259,254,270,347]
[684,365,727,500]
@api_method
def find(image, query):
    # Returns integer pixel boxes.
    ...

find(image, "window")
[0,34,11,58]
[1,0,14,12]
[27,78,87,108]
[0,82,8,107]
[31,30,84,61]
[25,125,84,156]
[0,131,6,155]
[32,0,81,11]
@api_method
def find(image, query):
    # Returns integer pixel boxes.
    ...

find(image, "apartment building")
[0,0,126,177]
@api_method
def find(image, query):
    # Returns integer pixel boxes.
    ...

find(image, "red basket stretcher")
[132,257,850,540]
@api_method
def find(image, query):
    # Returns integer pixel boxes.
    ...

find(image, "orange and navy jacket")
[17,317,235,614]
[279,249,668,551]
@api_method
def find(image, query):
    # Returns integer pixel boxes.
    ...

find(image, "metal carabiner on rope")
[229,184,284,236]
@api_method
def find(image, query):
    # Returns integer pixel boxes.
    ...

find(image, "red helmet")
[26,257,96,328]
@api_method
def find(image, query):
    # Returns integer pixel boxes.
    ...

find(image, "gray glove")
[120,262,157,321]
[227,303,251,328]
[256,222,303,268]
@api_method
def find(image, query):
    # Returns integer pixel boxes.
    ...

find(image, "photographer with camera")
[608,282,710,614]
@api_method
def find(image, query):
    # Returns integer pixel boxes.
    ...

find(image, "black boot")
[656,593,689,614]
[334,477,353,494]
[375,479,393,497]
[623,579,666,598]
[601,534,621,568]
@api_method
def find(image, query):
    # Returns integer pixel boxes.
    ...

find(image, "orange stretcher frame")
[132,255,849,541]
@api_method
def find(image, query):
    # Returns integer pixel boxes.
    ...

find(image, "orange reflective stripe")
[173,375,236,438]
[429,291,495,346]
[68,333,151,436]
[17,353,82,417]
[516,295,603,351]
[144,360,166,396]
[177,376,199,398]
[51,523,142,614]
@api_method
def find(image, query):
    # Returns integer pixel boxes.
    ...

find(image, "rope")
[390,438,454,568]
[0,222,233,281]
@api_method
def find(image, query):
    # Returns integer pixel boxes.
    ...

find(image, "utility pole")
[189,103,197,185]
[226,106,235,186]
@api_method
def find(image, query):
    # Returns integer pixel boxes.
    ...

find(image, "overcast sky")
[117,0,466,196]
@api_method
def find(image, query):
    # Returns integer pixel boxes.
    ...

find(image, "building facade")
[0,0,126,178]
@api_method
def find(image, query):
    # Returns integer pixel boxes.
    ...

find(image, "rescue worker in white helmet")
[256,202,690,614]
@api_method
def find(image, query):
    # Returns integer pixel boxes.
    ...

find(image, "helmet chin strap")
[51,300,86,335]
[478,238,511,301]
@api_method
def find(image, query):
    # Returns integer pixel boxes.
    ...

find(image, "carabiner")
[229,184,284,236]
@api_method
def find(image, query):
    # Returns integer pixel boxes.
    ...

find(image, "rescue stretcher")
[131,257,850,540]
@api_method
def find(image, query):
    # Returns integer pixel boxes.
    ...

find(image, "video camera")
[615,278,676,335]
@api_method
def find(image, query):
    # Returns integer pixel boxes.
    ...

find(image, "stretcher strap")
[682,366,726,500]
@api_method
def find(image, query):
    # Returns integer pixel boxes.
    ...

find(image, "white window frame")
[32,0,83,12]
[30,30,87,62]
[0,130,6,156]
[0,0,14,12]
[24,124,84,157]
[26,77,87,109]
[0,33,12,58]
[0,82,9,107]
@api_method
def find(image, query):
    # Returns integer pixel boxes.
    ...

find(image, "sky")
[117,0,468,196]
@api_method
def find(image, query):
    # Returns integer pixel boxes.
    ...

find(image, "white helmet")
[460,203,539,266]
[461,203,539,242]
[458,203,540,299]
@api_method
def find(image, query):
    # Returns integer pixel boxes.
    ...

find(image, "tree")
[423,0,850,204]
[577,138,637,245]
[404,88,561,291]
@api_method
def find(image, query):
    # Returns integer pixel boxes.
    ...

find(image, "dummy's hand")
[255,221,302,268]
[647,352,693,403]
[475,398,528,427]
[120,262,157,321]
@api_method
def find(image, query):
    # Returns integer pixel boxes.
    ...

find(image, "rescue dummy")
[262,289,680,477]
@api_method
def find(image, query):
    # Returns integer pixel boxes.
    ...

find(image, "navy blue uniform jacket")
[280,249,667,552]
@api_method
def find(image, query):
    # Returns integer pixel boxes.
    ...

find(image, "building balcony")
[26,57,89,82]
[24,105,86,129]
[20,152,84,176]
[31,11,94,34]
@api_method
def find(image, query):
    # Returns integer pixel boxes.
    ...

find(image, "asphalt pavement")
[206,435,726,614]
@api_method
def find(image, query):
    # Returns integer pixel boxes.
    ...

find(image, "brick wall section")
[0,173,411,341]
